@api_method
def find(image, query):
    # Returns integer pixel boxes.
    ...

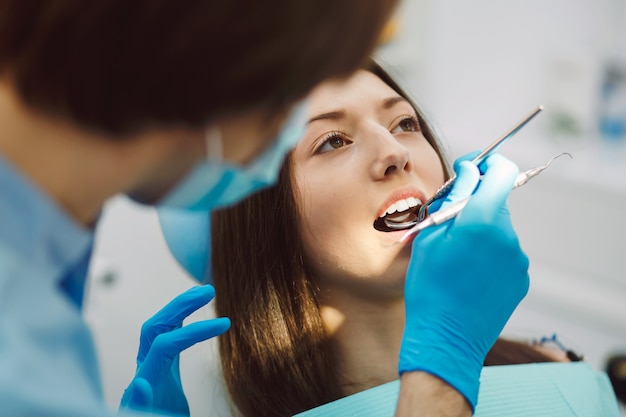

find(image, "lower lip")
[401,233,416,244]
[378,228,415,245]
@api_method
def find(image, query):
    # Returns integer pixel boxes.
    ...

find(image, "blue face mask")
[158,99,309,212]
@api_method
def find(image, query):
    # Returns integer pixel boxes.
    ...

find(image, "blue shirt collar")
[0,154,94,287]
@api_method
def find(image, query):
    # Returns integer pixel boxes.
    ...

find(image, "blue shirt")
[0,155,168,417]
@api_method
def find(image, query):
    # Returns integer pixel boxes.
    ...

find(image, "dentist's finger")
[137,317,231,381]
[467,154,518,218]
[441,160,480,206]
[138,285,217,362]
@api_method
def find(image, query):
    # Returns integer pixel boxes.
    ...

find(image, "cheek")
[295,176,370,282]
[412,143,446,192]
[297,187,351,263]
[294,158,364,241]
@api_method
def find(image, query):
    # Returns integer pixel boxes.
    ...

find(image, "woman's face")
[291,70,445,298]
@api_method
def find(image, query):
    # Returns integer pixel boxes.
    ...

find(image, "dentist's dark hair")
[0,0,398,135]
[211,61,555,417]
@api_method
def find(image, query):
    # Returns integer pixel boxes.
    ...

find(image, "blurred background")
[85,0,626,414]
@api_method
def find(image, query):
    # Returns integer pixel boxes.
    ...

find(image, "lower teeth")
[384,217,417,230]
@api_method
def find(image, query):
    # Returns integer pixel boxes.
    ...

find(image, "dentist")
[0,1,398,416]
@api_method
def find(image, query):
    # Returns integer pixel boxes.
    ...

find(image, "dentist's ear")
[205,126,223,160]
[157,208,212,283]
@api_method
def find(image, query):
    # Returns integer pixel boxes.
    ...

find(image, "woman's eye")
[391,116,420,133]
[317,134,350,153]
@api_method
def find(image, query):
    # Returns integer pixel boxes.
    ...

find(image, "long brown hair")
[212,62,553,417]
[0,0,398,135]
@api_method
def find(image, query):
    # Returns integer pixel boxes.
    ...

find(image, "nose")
[369,128,411,180]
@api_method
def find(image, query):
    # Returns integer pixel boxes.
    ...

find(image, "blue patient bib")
[294,362,621,417]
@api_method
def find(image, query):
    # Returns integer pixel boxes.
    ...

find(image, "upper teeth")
[381,197,422,217]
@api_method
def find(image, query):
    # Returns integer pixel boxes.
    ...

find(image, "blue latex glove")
[120,285,230,416]
[399,153,530,410]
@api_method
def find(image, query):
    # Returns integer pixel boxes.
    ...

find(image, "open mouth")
[373,197,426,232]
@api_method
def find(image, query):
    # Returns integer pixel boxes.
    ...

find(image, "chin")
[375,257,410,285]
[389,241,413,262]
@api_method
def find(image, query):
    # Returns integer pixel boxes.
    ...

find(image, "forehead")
[309,70,399,112]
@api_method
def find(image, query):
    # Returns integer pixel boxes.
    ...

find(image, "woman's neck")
[319,287,405,396]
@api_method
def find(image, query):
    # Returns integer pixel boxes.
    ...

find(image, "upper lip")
[376,187,427,219]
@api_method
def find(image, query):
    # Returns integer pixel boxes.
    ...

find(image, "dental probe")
[398,152,572,243]
[415,105,544,222]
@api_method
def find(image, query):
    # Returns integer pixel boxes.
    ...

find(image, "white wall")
[84,197,196,408]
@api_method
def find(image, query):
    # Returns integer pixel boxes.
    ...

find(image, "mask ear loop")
[206,127,223,160]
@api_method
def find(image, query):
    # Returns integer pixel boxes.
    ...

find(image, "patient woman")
[210,61,563,417]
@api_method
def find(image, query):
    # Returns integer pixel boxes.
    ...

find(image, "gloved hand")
[120,285,230,416]
[399,153,530,410]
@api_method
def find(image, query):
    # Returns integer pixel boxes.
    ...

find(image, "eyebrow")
[307,96,411,125]
[382,96,410,109]
[307,110,346,125]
